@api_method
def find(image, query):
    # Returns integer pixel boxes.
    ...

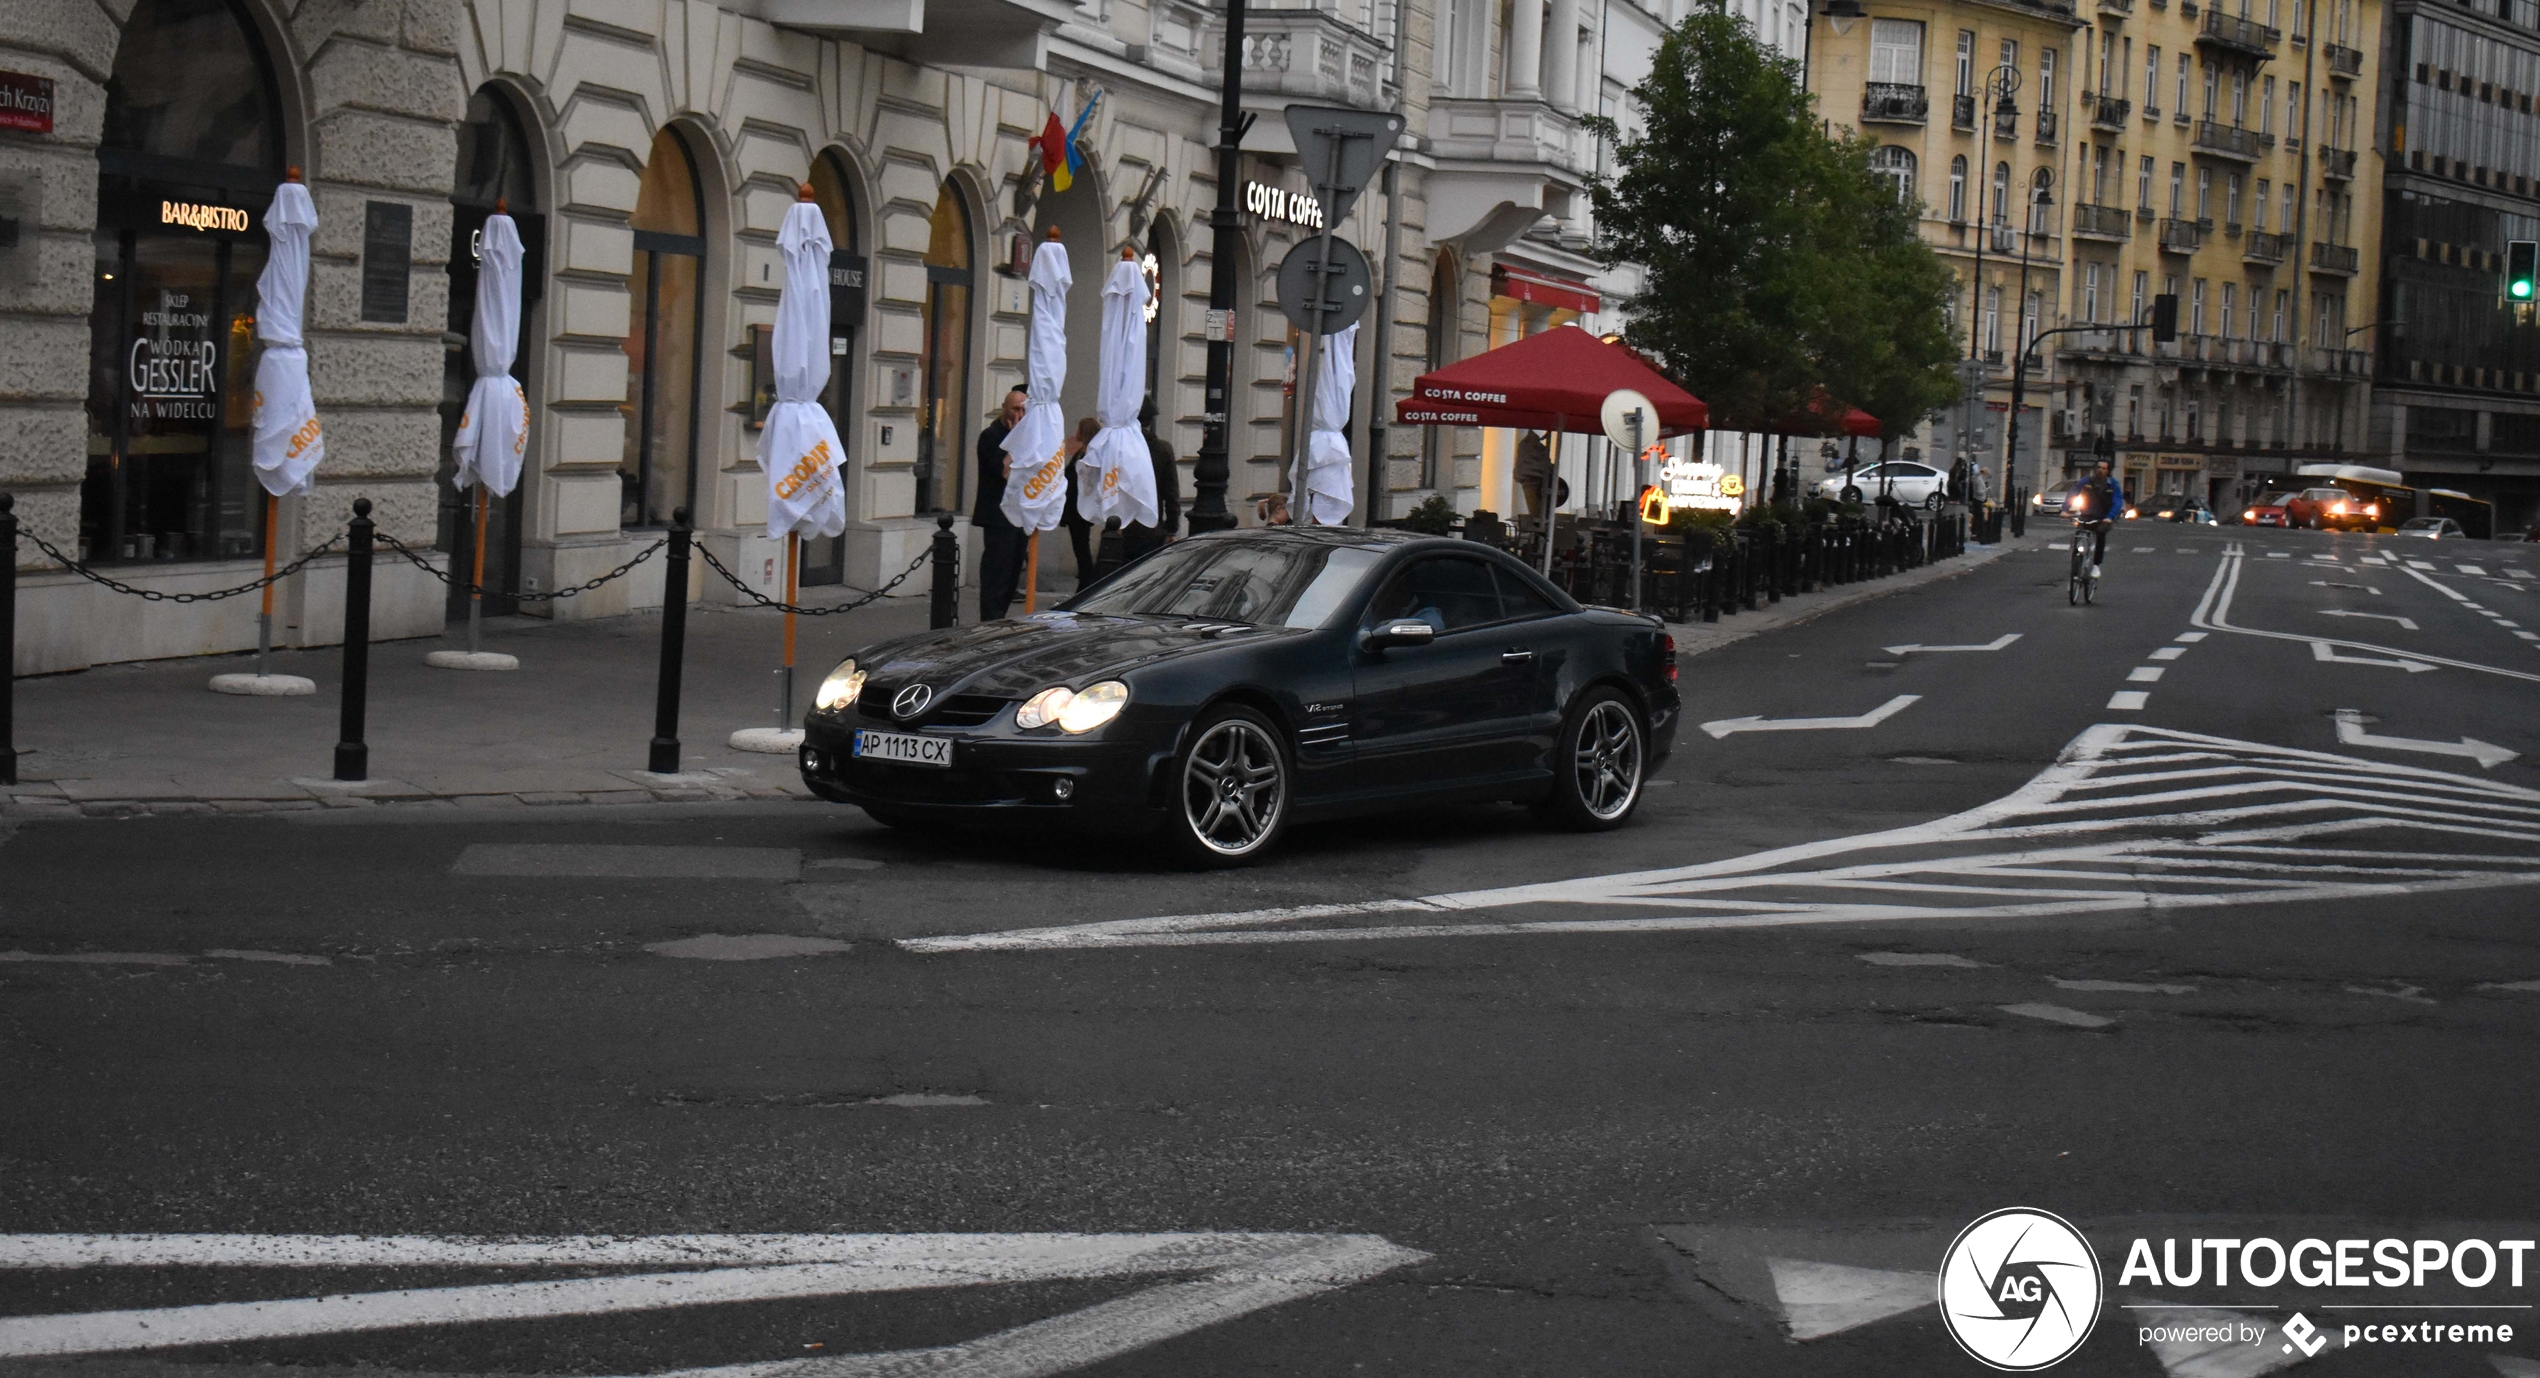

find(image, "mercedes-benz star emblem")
[891,684,934,720]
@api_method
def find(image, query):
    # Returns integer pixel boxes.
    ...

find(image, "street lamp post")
[2001,177,2054,508]
[1188,0,1249,534]
[1962,65,2020,500]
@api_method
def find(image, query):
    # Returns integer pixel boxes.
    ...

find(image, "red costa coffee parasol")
[1393,325,1708,434]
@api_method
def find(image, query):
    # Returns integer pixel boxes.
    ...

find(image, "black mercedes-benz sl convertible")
[797,527,1680,865]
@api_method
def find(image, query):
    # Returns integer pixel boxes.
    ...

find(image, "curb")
[0,771,819,821]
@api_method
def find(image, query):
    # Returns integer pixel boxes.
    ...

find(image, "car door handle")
[1501,649,1534,664]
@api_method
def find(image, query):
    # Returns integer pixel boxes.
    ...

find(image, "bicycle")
[2068,516,2111,605]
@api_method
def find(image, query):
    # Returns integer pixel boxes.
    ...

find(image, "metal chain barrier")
[693,542,930,617]
[19,527,346,603]
[372,528,664,602]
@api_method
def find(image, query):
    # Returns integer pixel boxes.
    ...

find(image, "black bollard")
[333,499,374,782]
[1,493,16,787]
[929,513,959,630]
[648,509,693,775]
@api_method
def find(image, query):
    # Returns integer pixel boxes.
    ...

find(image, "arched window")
[1868,146,1917,206]
[1947,155,1967,222]
[623,126,707,529]
[1990,162,2011,224]
[2027,167,2054,234]
[1423,253,1458,490]
[84,0,287,565]
[915,184,973,516]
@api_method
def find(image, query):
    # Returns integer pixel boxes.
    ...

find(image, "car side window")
[1364,557,1503,634]
[1493,565,1562,621]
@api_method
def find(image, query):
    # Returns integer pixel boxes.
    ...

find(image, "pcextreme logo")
[1939,1208,2104,1370]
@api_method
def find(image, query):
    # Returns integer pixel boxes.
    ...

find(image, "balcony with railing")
[2193,119,2264,161]
[1993,105,2019,139]
[1203,6,1392,111]
[2309,241,2360,274]
[2089,94,2131,129]
[2100,0,2133,12]
[2312,346,2371,375]
[1952,93,1976,129]
[2319,147,2356,180]
[1862,82,1929,124]
[2243,229,2287,263]
[2159,217,2204,253]
[2324,42,2362,77]
[2072,202,2133,240]
[2197,8,2280,57]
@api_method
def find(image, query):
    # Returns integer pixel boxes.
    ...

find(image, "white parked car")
[1818,461,1949,510]
[2395,516,2465,539]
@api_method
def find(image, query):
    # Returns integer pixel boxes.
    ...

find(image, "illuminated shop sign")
[1244,180,1323,231]
[161,201,250,233]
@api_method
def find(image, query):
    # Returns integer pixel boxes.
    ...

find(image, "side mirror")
[1363,618,1437,652]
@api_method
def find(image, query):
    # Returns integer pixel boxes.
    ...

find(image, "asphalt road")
[5,523,2539,1378]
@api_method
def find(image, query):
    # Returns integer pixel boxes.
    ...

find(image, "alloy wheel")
[1182,718,1286,857]
[1573,700,1644,822]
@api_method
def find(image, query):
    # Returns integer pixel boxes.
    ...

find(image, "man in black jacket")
[1122,398,1183,562]
[973,386,1028,621]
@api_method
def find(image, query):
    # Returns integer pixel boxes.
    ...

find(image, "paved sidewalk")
[2,588,939,819]
[3,528,2045,819]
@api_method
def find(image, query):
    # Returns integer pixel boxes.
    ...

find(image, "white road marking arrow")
[2317,610,2418,631]
[1700,695,1920,740]
[2335,709,2519,770]
[2309,580,2382,595]
[1881,633,2020,656]
[1764,1258,1936,1340]
[2311,641,2434,672]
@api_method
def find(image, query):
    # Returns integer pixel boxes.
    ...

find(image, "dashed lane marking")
[2460,564,2490,576]
[902,726,2540,952]
[2000,1001,2116,1028]
[2128,667,2166,682]
[450,844,803,880]
[2150,646,2187,660]
[2108,691,2151,710]
[0,1233,1427,1376]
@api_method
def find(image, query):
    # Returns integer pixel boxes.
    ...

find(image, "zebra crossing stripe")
[904,725,2540,952]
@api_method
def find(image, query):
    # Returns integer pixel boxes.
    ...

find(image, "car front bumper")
[798,714,1179,834]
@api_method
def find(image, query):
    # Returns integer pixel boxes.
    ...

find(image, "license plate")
[853,730,953,768]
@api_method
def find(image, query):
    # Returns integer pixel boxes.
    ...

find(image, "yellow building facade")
[1813,0,2386,512]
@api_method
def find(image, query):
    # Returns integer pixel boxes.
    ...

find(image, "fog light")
[1052,777,1075,801]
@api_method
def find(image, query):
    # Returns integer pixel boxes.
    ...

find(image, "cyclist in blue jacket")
[2066,459,2124,580]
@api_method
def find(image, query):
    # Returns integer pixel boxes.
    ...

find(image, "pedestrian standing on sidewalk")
[1122,398,1182,563]
[975,385,1029,621]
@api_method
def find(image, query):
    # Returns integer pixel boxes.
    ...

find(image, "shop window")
[915,185,973,516]
[623,126,707,529]
[81,0,284,565]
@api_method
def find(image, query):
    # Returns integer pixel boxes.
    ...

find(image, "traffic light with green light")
[2509,240,2538,301]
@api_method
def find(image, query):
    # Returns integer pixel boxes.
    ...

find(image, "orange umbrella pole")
[1024,531,1039,614]
[779,531,799,728]
[468,486,489,654]
[256,492,277,677]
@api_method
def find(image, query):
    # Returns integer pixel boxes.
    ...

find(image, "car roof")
[1180,525,1424,551]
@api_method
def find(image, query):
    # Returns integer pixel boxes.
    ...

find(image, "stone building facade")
[3,0,1689,673]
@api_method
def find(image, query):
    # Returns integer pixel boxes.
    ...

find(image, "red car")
[2243,492,2296,527]
[2283,485,2383,531]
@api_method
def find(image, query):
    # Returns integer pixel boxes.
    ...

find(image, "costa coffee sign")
[0,70,54,134]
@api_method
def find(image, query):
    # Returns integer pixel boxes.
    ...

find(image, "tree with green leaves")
[1585,3,1959,443]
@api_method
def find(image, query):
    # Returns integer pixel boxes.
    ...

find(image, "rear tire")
[1165,705,1292,867]
[1532,688,1647,832]
[1924,491,1944,512]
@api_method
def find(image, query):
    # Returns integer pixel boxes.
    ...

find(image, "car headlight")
[1016,680,1131,733]
[2125,506,2139,518]
[814,659,865,711]
[2365,503,2379,517]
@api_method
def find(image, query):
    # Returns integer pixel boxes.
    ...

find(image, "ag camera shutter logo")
[1940,1208,2103,1370]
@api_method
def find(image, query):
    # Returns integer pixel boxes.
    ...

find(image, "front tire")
[1166,706,1291,866]
[1840,485,1863,503]
[1924,491,1944,512]
[1533,688,1647,832]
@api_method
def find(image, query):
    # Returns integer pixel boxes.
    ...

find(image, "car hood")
[845,613,1307,701]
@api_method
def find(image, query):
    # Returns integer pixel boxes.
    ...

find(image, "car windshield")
[2256,493,2295,506]
[1063,539,1384,628]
